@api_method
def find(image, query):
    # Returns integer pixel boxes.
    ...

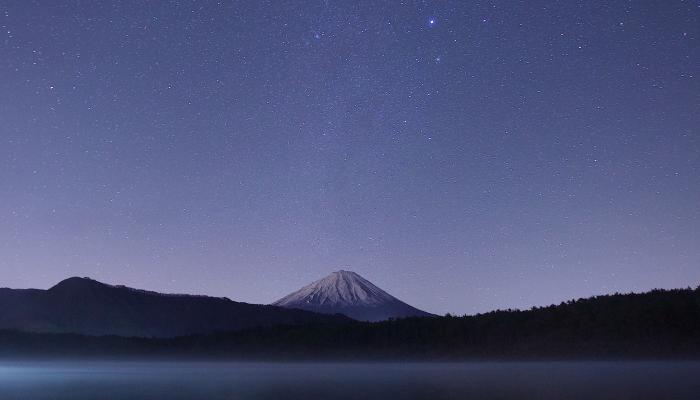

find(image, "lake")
[0,361,698,399]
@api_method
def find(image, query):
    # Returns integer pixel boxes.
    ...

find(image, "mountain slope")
[0,277,349,338]
[272,270,433,321]
[3,287,700,359]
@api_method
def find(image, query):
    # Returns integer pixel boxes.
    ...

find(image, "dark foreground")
[0,361,699,400]
[3,287,700,360]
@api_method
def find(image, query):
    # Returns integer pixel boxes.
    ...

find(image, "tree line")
[2,286,699,360]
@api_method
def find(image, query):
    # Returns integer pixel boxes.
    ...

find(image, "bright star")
[428,18,436,26]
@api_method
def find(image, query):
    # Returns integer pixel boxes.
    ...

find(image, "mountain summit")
[272,270,433,321]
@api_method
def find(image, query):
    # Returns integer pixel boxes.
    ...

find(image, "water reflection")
[0,361,698,400]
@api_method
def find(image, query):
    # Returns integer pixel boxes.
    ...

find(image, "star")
[2,0,697,318]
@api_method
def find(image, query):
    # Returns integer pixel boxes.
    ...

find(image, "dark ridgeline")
[1,285,699,359]
[272,270,433,321]
[0,277,349,338]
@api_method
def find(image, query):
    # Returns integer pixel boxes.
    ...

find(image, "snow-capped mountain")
[272,270,433,322]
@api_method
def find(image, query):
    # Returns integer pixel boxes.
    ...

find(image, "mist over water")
[0,361,698,400]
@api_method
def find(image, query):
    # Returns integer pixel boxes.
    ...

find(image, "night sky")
[1,1,698,315]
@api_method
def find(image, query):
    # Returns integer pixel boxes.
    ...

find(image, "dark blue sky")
[1,1,698,314]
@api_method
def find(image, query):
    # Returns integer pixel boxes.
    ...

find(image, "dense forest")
[2,287,699,360]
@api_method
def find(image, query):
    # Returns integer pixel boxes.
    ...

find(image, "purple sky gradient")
[1,1,698,315]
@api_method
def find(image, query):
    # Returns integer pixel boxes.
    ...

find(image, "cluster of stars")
[0,1,697,315]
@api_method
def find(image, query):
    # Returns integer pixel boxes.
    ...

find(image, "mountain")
[4,286,700,360]
[0,277,349,338]
[272,270,433,321]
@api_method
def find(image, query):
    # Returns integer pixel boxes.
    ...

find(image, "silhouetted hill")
[1,286,699,359]
[0,277,349,337]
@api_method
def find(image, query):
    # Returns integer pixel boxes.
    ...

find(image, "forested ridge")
[2,286,699,360]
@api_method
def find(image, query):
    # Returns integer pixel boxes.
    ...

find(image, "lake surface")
[0,361,698,399]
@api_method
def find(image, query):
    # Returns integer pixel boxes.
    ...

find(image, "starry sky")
[1,1,698,315]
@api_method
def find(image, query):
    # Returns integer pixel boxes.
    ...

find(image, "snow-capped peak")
[272,270,433,321]
[273,270,396,308]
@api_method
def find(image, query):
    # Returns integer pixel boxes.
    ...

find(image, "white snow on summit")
[273,270,395,308]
